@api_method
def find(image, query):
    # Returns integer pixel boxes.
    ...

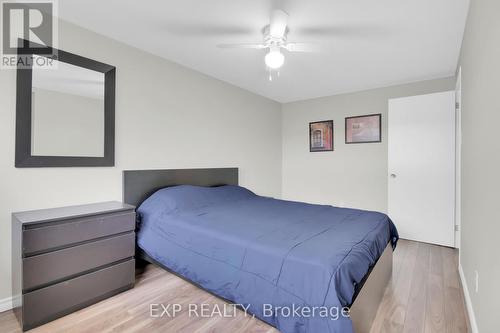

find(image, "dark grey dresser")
[12,201,136,331]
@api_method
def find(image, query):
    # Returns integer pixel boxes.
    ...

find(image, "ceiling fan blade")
[284,43,319,52]
[269,9,289,38]
[164,22,254,37]
[296,25,390,38]
[216,43,267,49]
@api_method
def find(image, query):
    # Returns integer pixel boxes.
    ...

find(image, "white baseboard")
[459,264,479,333]
[0,296,13,313]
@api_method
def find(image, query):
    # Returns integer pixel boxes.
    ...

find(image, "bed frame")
[123,168,392,333]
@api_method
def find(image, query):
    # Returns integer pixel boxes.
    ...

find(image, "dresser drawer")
[22,259,134,331]
[23,232,135,290]
[22,212,135,255]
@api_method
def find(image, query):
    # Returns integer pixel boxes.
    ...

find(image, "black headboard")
[122,168,239,207]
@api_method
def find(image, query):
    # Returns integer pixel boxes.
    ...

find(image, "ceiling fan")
[217,9,316,70]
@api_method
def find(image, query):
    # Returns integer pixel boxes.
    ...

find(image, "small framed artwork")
[309,120,334,152]
[345,114,382,144]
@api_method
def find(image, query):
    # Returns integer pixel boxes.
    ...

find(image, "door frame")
[455,67,462,249]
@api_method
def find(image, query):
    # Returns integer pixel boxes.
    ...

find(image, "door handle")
[390,173,397,178]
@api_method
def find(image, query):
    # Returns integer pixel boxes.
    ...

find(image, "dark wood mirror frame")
[15,45,116,167]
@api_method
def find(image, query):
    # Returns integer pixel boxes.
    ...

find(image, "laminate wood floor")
[0,239,469,333]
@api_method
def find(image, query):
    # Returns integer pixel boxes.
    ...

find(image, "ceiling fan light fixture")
[265,48,285,69]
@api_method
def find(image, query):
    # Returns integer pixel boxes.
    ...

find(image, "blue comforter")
[137,185,398,333]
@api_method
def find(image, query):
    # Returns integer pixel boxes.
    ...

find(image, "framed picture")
[309,120,333,152]
[345,114,382,144]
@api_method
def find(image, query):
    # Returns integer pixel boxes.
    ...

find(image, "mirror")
[15,47,115,167]
[32,56,105,157]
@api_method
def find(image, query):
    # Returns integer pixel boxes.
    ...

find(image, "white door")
[388,91,455,247]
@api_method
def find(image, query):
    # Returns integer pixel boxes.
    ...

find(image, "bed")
[123,168,398,333]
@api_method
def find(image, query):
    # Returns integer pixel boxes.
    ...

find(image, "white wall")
[281,78,455,212]
[459,0,500,331]
[0,20,282,301]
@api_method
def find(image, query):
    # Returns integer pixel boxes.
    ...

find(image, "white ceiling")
[57,0,469,103]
